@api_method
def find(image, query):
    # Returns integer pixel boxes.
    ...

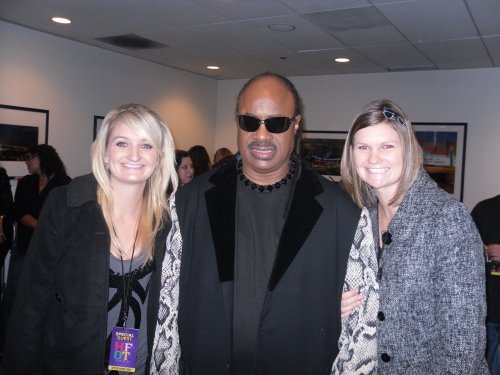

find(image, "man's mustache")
[248,141,277,150]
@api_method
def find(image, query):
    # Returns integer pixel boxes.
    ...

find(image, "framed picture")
[300,130,348,181]
[413,122,467,202]
[93,115,105,141]
[0,104,49,177]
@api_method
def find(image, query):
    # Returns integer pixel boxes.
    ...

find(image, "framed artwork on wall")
[0,104,49,177]
[413,122,467,202]
[93,115,105,141]
[300,130,348,182]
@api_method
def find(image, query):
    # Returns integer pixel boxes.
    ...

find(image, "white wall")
[0,20,218,178]
[215,68,500,210]
[2,20,499,210]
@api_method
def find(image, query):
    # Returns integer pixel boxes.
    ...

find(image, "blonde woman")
[2,104,180,374]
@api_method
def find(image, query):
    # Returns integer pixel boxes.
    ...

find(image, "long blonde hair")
[91,103,178,259]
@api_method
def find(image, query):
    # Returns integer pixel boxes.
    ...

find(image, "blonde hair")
[91,103,178,259]
[341,99,423,208]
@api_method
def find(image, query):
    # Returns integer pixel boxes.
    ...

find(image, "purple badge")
[108,326,139,372]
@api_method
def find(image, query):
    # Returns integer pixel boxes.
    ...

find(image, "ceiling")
[1,0,499,80]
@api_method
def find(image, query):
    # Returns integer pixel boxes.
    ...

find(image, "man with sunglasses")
[174,72,360,374]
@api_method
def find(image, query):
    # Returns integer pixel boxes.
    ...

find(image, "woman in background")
[14,144,71,257]
[1,103,181,374]
[175,149,194,187]
[335,99,488,374]
[0,167,14,271]
[188,144,211,177]
[0,145,71,351]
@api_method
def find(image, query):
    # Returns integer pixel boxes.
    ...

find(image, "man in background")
[472,194,500,375]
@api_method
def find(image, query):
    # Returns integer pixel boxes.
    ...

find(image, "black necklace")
[237,156,297,193]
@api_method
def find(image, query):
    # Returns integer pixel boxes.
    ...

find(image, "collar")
[206,157,325,290]
[66,173,99,207]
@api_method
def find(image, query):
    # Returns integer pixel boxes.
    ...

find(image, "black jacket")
[14,172,71,254]
[1,174,169,375]
[177,157,360,375]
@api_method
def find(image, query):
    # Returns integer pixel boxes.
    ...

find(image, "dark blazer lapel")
[268,167,324,291]
[205,158,238,283]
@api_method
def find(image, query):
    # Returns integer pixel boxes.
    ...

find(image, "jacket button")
[54,292,63,303]
[381,353,391,362]
[377,311,385,321]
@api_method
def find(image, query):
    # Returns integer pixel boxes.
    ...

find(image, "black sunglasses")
[236,115,295,134]
[382,107,406,126]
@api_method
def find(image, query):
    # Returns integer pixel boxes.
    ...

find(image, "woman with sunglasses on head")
[333,99,488,374]
[1,104,182,375]
[14,144,71,255]
[0,144,71,348]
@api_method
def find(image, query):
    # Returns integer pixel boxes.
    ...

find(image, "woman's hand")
[341,289,363,319]
[485,244,500,262]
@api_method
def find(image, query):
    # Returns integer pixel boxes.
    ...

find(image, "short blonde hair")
[91,103,178,259]
[341,99,423,208]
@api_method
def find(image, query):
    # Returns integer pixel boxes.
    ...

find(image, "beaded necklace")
[237,156,297,193]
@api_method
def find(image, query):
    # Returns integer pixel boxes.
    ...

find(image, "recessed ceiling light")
[335,57,350,63]
[268,24,296,32]
[206,66,220,70]
[52,17,71,24]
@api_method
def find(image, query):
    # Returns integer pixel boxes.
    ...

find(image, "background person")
[175,149,194,187]
[14,144,71,257]
[472,194,500,375]
[188,144,211,177]
[175,72,361,374]
[338,99,488,374]
[212,147,233,168]
[1,103,180,374]
[0,144,71,354]
[0,167,14,273]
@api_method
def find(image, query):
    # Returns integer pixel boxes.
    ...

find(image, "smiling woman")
[351,122,404,202]
[1,103,182,374]
[335,99,488,374]
[104,122,159,189]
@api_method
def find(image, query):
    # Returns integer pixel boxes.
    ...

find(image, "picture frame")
[93,115,105,141]
[413,122,467,202]
[300,130,348,181]
[0,104,49,177]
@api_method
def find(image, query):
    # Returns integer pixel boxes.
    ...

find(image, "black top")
[1,174,170,374]
[0,176,14,262]
[176,157,360,375]
[233,176,289,373]
[14,172,71,253]
[471,195,500,323]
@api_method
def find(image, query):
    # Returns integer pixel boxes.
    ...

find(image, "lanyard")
[111,223,139,328]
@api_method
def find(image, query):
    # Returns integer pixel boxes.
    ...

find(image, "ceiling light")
[52,17,71,24]
[335,57,350,63]
[268,24,296,32]
[206,66,220,70]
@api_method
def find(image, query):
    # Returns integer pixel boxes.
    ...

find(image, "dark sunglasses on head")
[236,115,295,134]
[25,153,38,161]
[382,107,406,126]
